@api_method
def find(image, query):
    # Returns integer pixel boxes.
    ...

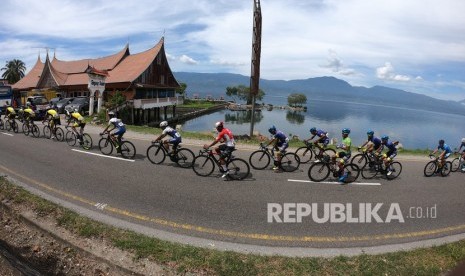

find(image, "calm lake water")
[181,99,465,150]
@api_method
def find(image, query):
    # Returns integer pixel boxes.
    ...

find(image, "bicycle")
[0,118,3,130]
[4,117,19,133]
[351,147,377,168]
[424,155,452,177]
[42,120,65,141]
[295,140,336,164]
[146,141,195,168]
[451,151,465,172]
[65,126,93,150]
[308,155,360,183]
[98,132,136,159]
[22,119,40,137]
[249,142,300,172]
[192,148,250,180]
[361,154,402,180]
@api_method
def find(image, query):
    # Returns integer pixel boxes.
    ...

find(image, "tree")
[176,82,187,96]
[1,59,26,84]
[225,85,265,104]
[287,93,307,107]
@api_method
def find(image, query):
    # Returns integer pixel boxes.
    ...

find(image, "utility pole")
[249,0,262,137]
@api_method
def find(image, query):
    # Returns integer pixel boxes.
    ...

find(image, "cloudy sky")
[1,0,464,101]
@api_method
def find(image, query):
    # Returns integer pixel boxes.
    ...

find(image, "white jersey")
[162,126,181,138]
[109,118,125,128]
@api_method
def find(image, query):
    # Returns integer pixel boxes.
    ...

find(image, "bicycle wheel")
[55,127,65,142]
[31,125,40,137]
[308,162,330,182]
[227,158,250,180]
[295,146,313,164]
[175,148,195,168]
[323,148,337,158]
[249,150,270,170]
[280,152,300,172]
[22,123,30,136]
[120,141,136,159]
[451,158,460,172]
[146,144,166,164]
[12,121,18,133]
[65,131,76,146]
[351,153,367,168]
[43,125,52,139]
[361,162,379,179]
[441,161,452,177]
[5,120,11,131]
[386,162,402,180]
[98,137,113,155]
[81,133,93,150]
[192,155,215,177]
[423,161,437,177]
[0,119,4,130]
[343,163,360,183]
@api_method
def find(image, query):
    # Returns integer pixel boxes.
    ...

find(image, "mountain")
[460,99,465,105]
[173,72,465,116]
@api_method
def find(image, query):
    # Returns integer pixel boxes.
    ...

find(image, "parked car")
[65,97,95,114]
[55,97,75,114]
[26,96,49,120]
[49,97,63,107]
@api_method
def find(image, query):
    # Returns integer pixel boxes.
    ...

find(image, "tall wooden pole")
[249,0,262,137]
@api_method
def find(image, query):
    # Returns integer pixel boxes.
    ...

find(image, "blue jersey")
[438,144,452,154]
[274,131,289,147]
[384,142,397,153]
[315,130,330,143]
[370,137,382,148]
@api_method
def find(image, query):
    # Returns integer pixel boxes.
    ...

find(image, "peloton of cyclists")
[265,125,289,172]
[203,121,235,178]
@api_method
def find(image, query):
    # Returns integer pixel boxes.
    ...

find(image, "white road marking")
[288,179,381,186]
[1,132,14,136]
[71,149,135,162]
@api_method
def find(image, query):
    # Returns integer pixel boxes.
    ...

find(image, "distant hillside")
[173,72,465,116]
[460,99,465,105]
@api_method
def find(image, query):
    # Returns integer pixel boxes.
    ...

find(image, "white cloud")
[210,59,246,67]
[376,62,411,82]
[179,55,198,65]
[320,50,357,76]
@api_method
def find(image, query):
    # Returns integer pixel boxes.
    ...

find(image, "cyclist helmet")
[342,128,350,135]
[439,139,445,145]
[381,135,389,141]
[160,121,168,128]
[462,138,465,143]
[367,130,374,136]
[215,121,224,130]
[268,125,277,134]
[310,127,317,133]
[108,111,115,118]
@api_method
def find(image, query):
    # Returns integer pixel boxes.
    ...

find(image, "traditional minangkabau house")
[12,37,182,125]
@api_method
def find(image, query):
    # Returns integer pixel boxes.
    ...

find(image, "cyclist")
[43,107,61,139]
[102,111,126,152]
[203,121,235,178]
[431,139,452,173]
[359,130,382,153]
[333,128,352,182]
[266,125,289,172]
[458,138,465,172]
[377,135,399,176]
[305,127,330,158]
[5,104,16,123]
[153,121,181,155]
[66,108,86,143]
[23,102,36,124]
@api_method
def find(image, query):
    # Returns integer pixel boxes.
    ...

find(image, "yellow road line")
[1,164,464,243]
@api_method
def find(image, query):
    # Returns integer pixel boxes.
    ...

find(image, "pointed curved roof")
[107,39,163,83]
[51,44,129,74]
[12,56,44,90]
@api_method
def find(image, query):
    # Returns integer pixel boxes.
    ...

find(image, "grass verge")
[0,176,464,275]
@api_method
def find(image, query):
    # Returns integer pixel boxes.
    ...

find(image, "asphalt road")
[1,125,464,252]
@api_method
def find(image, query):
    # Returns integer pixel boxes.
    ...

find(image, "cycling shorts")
[73,121,86,128]
[218,144,235,159]
[113,127,126,136]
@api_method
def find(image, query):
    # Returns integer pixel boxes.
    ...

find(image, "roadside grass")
[1,177,464,275]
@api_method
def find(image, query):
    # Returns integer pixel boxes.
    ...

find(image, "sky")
[1,0,464,101]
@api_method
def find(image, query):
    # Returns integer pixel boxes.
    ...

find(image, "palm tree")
[1,59,26,84]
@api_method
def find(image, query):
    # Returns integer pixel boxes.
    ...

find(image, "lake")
[180,98,465,150]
